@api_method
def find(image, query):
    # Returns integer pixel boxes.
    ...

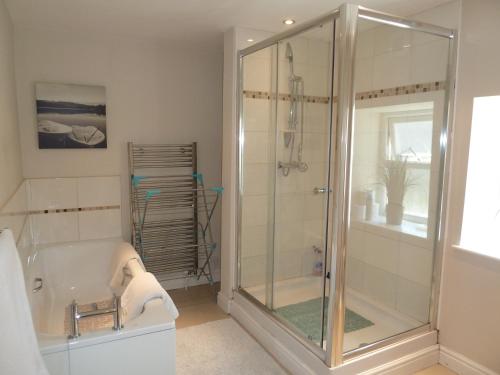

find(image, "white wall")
[0,0,22,207]
[13,28,223,270]
[438,0,500,372]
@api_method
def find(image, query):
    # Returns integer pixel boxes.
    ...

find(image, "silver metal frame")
[326,3,358,366]
[429,29,457,330]
[358,6,454,38]
[236,53,244,293]
[235,2,457,368]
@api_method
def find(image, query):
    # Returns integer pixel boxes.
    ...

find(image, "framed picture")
[35,83,107,149]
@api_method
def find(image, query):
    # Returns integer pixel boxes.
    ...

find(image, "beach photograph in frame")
[36,82,107,149]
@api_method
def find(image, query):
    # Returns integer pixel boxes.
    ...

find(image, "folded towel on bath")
[109,242,145,293]
[0,229,49,375]
[120,272,179,322]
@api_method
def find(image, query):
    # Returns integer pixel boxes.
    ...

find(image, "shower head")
[285,42,293,62]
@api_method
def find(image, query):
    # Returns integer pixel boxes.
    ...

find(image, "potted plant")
[382,157,413,225]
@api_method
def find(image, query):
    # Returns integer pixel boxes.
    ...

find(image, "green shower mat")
[276,297,374,342]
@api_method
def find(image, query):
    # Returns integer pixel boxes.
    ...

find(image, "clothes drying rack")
[128,142,222,285]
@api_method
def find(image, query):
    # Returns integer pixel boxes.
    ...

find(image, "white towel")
[122,258,144,279]
[0,229,49,375]
[109,242,145,293]
[120,272,179,322]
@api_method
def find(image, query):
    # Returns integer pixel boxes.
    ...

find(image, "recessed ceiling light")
[283,18,295,25]
[247,38,254,42]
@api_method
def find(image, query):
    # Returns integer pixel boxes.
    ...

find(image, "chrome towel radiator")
[128,142,222,284]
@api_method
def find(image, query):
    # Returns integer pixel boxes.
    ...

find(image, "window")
[385,112,433,222]
[461,95,500,258]
[388,115,433,164]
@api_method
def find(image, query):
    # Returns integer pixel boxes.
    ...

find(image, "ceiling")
[5,0,452,46]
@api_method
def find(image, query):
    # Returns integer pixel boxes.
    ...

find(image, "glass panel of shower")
[239,19,335,349]
[239,43,278,310]
[237,3,455,366]
[343,14,452,354]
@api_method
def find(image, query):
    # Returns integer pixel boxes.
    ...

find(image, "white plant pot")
[386,203,404,225]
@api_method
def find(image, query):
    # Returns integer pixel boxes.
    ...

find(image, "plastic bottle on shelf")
[365,189,378,222]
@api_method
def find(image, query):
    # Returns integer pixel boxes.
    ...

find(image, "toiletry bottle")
[365,189,375,221]
[312,246,323,276]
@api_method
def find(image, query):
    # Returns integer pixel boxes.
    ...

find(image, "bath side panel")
[43,351,70,375]
[68,329,176,375]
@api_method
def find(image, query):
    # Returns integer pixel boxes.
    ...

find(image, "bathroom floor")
[168,282,228,329]
[415,365,457,375]
[171,282,288,374]
[169,282,456,375]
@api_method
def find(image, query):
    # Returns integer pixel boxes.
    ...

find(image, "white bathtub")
[29,238,176,375]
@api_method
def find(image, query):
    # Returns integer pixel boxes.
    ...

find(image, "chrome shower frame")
[235,3,456,367]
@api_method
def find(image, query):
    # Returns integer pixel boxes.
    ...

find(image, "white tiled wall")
[31,212,79,245]
[77,176,121,208]
[29,178,77,211]
[346,222,434,322]
[0,180,35,291]
[0,180,29,241]
[355,22,449,93]
[78,209,122,240]
[27,176,122,245]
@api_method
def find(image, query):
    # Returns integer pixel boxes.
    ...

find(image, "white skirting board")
[356,345,439,375]
[217,291,232,313]
[229,292,439,375]
[439,346,498,375]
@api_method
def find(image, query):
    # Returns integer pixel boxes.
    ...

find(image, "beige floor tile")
[169,282,219,308]
[176,302,229,329]
[414,364,457,375]
[169,282,228,329]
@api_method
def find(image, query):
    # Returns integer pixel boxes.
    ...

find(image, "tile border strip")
[356,81,446,100]
[0,205,121,217]
[242,81,446,104]
[243,90,330,104]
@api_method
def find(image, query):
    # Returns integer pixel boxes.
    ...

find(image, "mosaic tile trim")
[65,299,115,335]
[0,205,120,217]
[355,81,446,100]
[243,90,330,104]
[243,81,446,104]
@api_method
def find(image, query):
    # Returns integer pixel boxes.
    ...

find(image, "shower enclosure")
[236,4,455,367]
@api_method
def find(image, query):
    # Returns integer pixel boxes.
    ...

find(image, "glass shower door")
[238,19,335,349]
[271,20,334,348]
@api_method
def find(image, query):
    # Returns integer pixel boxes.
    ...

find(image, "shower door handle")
[313,187,331,194]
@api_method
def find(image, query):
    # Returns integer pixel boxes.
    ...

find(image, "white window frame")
[382,110,433,224]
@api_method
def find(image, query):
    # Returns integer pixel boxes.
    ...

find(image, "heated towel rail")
[128,142,221,284]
